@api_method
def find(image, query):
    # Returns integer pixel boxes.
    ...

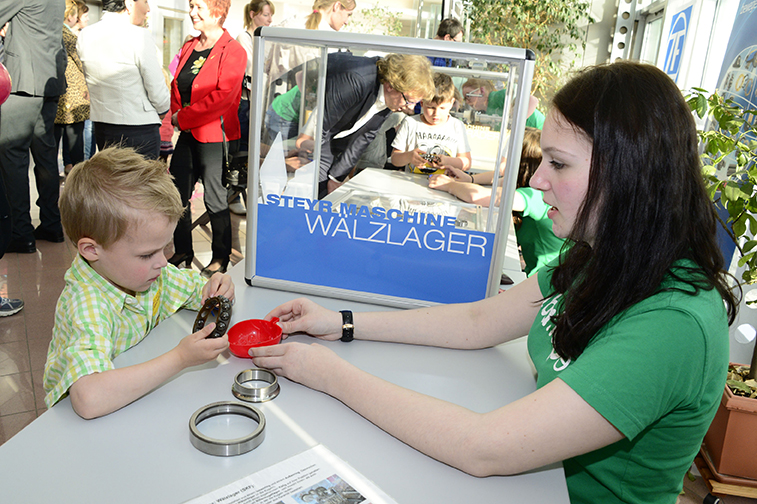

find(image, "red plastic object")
[228,317,282,358]
[0,63,11,105]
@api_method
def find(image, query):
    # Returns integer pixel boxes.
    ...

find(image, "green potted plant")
[687,88,757,481]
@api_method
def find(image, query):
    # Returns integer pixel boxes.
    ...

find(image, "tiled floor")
[0,173,246,445]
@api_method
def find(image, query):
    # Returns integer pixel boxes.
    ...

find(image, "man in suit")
[294,52,435,198]
[0,0,67,253]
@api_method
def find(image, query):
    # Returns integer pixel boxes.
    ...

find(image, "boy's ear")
[77,237,102,262]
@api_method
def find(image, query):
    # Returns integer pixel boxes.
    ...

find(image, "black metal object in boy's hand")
[193,296,233,338]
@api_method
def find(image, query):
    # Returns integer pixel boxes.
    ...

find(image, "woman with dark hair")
[77,0,169,159]
[167,0,245,276]
[250,62,739,503]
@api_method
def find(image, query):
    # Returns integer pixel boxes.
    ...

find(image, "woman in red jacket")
[168,0,245,276]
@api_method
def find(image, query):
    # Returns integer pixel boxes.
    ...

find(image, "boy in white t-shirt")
[391,73,472,175]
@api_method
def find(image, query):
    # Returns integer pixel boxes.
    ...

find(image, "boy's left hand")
[201,273,235,304]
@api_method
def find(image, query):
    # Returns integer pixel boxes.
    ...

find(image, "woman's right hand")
[265,297,342,341]
[249,342,345,392]
[428,174,455,192]
[444,166,471,183]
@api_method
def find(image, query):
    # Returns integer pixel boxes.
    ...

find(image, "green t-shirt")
[271,86,301,122]
[514,187,565,276]
[528,261,729,504]
[44,255,206,407]
[486,89,544,129]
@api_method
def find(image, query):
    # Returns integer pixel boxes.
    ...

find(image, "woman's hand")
[249,342,343,392]
[265,297,342,341]
[171,112,179,128]
[428,173,456,192]
[444,166,472,183]
[201,273,235,303]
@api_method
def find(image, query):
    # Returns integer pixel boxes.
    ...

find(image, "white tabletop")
[0,264,566,503]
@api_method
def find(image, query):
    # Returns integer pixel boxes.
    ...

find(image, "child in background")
[43,147,233,419]
[429,128,565,276]
[391,73,471,175]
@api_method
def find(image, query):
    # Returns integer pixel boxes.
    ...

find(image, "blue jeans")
[264,106,299,145]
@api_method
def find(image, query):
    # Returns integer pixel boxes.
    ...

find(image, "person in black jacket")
[0,0,67,254]
[292,52,434,198]
[0,60,24,316]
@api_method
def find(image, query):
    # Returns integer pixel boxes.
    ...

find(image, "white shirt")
[78,12,169,125]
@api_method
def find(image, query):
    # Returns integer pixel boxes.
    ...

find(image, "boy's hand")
[201,273,235,304]
[410,149,428,168]
[176,323,229,368]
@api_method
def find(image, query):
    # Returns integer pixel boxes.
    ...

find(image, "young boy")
[391,73,472,175]
[43,147,234,419]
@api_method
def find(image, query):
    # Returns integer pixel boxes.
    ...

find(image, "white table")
[0,264,566,503]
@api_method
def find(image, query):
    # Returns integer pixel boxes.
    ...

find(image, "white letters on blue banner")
[256,195,494,303]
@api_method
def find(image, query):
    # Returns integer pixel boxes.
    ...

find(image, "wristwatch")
[339,310,354,342]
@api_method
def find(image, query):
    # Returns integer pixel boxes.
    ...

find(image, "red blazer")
[171,30,245,143]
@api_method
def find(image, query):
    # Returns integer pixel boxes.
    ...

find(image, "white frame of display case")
[245,27,535,308]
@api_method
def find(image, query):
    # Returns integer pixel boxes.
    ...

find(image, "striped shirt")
[43,255,206,407]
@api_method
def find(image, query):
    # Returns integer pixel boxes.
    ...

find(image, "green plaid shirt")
[43,255,206,408]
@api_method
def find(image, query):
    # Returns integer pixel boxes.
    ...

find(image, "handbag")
[220,116,248,188]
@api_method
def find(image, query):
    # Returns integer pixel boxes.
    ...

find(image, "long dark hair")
[548,62,739,361]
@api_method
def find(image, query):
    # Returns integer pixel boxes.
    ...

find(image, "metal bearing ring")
[189,401,265,456]
[232,368,280,403]
[193,296,232,338]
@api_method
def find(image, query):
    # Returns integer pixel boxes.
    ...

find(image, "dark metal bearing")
[193,296,232,338]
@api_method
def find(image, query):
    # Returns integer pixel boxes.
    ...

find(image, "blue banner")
[714,0,757,262]
[256,195,494,304]
[663,5,693,83]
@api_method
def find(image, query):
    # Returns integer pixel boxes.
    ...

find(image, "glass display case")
[245,27,534,307]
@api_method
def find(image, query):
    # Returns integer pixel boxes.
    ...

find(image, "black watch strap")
[339,310,354,342]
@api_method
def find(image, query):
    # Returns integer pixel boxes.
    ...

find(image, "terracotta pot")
[703,365,757,481]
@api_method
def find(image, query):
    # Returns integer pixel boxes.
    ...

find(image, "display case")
[245,27,534,308]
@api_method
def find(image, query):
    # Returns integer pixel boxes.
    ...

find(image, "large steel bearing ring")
[189,401,265,456]
[193,296,232,338]
[232,368,280,403]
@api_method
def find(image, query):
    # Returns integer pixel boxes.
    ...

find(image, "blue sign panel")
[663,5,693,83]
[256,195,494,304]
[714,0,757,263]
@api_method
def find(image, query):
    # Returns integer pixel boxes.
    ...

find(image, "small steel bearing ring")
[232,368,280,403]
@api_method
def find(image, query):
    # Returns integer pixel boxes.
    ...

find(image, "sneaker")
[0,297,24,317]
[229,198,246,215]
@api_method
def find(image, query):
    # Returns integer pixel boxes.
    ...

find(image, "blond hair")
[462,77,495,94]
[60,147,184,248]
[376,54,435,101]
[64,0,78,20]
[243,0,275,30]
[305,0,356,30]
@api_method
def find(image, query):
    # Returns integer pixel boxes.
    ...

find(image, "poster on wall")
[662,4,694,84]
[713,0,757,262]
